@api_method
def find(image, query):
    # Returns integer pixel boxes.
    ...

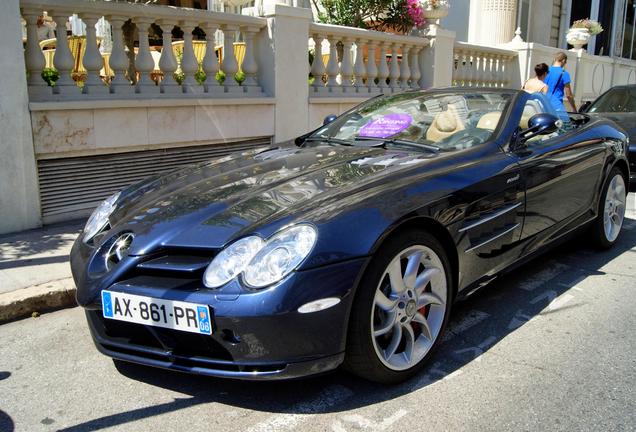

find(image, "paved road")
[2,216,636,431]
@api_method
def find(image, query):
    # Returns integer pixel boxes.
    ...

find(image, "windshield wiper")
[303,136,353,146]
[354,136,440,153]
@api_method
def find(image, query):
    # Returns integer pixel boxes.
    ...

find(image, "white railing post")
[465,51,474,87]
[366,41,380,93]
[81,14,109,95]
[201,22,223,94]
[22,11,50,98]
[325,36,340,92]
[107,16,134,94]
[340,38,354,92]
[221,24,241,93]
[399,45,411,90]
[310,34,326,94]
[51,12,80,96]
[417,46,427,89]
[134,17,160,94]
[378,42,390,91]
[410,46,421,89]
[389,43,401,92]
[496,55,504,87]
[241,26,262,94]
[353,39,367,93]
[452,51,460,86]
[156,20,180,94]
[180,20,201,94]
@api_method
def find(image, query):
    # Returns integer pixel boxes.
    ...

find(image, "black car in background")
[582,85,636,187]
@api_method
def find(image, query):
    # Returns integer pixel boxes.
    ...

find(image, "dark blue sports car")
[71,88,629,383]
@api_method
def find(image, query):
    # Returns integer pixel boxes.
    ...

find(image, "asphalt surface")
[2,215,636,431]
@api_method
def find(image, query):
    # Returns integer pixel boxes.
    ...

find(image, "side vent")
[37,138,272,224]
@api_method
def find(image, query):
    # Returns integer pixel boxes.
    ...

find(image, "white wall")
[0,0,41,234]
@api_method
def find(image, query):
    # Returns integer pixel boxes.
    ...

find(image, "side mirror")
[512,113,562,151]
[323,114,338,125]
[522,113,561,139]
[579,101,591,113]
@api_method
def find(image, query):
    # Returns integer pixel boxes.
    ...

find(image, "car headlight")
[203,236,264,288]
[83,191,121,242]
[243,225,317,288]
[203,224,317,289]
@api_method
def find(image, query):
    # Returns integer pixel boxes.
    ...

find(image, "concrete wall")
[29,100,275,158]
[0,0,41,234]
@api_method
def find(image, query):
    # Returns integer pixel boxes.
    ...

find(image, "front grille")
[124,251,216,287]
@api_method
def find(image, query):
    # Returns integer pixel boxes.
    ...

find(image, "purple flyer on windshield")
[358,114,413,138]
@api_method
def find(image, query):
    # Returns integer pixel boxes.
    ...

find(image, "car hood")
[105,144,438,255]
[588,112,636,137]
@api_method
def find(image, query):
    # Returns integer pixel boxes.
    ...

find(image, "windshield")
[309,91,513,152]
[589,87,636,113]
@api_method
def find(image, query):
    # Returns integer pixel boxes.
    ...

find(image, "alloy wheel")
[603,174,626,243]
[371,245,447,371]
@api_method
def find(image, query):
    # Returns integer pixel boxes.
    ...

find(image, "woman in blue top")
[544,52,577,114]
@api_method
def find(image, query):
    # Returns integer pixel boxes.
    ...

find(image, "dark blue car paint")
[70,88,629,380]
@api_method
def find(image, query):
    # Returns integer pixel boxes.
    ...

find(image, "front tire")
[344,230,453,384]
[591,167,627,249]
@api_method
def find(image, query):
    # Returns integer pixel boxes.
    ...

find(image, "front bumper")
[86,310,345,380]
[72,236,367,380]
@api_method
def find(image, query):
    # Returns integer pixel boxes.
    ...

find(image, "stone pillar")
[478,0,517,45]
[419,27,456,88]
[1,0,41,233]
[259,4,312,142]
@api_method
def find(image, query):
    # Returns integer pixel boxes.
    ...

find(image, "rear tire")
[344,230,453,384]
[591,167,627,249]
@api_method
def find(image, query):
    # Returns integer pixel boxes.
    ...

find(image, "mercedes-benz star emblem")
[105,233,134,270]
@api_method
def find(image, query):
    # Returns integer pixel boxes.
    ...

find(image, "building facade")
[454,0,636,59]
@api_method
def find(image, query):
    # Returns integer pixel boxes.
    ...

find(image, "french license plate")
[101,290,212,335]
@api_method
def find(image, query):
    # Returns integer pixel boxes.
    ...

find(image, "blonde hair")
[554,52,568,65]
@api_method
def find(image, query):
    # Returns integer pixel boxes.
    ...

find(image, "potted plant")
[421,0,450,21]
[567,18,603,51]
[317,0,442,35]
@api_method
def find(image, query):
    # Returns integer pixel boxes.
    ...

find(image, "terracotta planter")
[567,28,591,51]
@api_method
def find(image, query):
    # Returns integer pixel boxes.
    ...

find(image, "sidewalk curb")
[0,278,77,324]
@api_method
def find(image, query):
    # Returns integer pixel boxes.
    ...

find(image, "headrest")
[426,110,465,142]
[435,111,458,132]
[477,112,502,130]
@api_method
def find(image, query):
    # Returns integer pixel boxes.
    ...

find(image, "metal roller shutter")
[37,138,272,224]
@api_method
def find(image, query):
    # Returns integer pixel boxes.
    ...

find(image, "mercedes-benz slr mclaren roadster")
[71,89,629,383]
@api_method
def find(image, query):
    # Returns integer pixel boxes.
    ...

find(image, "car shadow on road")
[59,217,636,431]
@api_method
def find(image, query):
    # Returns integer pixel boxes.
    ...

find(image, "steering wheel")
[436,128,492,150]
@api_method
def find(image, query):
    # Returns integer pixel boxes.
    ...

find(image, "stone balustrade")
[21,0,268,101]
[452,42,517,88]
[308,23,430,95]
